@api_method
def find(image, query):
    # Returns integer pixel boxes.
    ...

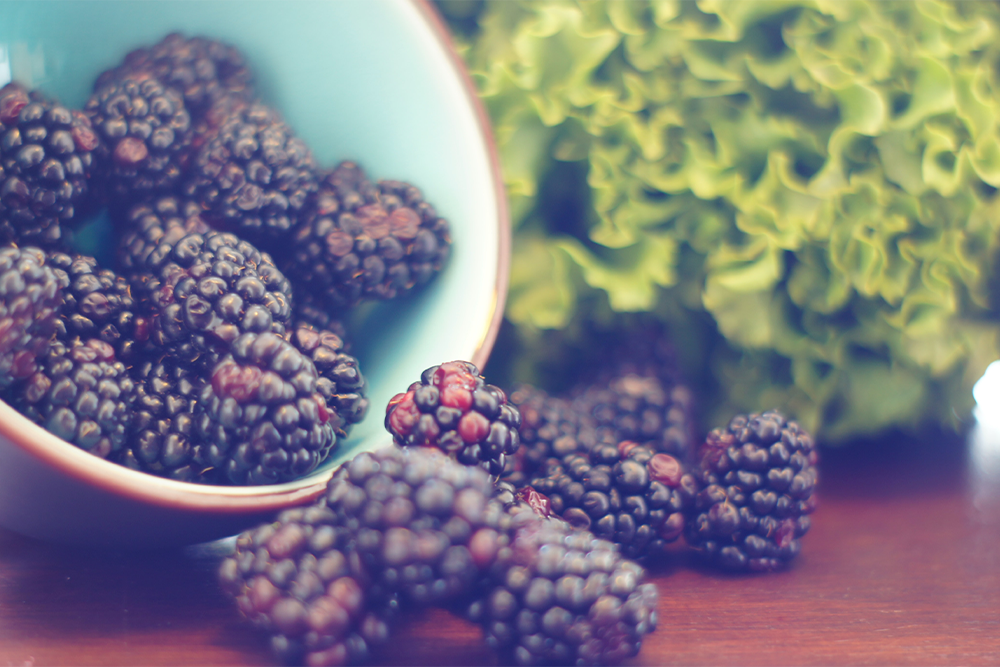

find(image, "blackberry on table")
[385,361,521,476]
[0,82,98,247]
[12,338,136,459]
[47,252,148,362]
[684,410,819,572]
[84,74,193,204]
[321,446,511,606]
[529,441,696,559]
[506,385,593,485]
[219,504,398,666]
[0,245,61,389]
[182,102,318,239]
[195,332,336,485]
[283,161,452,310]
[95,33,254,120]
[287,323,369,441]
[118,356,209,483]
[466,509,659,666]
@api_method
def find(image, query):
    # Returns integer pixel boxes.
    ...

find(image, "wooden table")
[1,425,998,666]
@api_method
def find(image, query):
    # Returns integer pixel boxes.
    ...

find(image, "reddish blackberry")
[385,361,521,476]
[287,323,369,441]
[84,74,193,203]
[0,83,98,247]
[95,33,254,120]
[283,161,452,309]
[466,510,659,665]
[134,229,292,365]
[0,245,61,389]
[529,441,696,559]
[47,252,149,362]
[321,446,510,606]
[117,356,209,482]
[182,102,317,239]
[684,410,819,572]
[218,505,398,666]
[12,338,136,459]
[195,332,336,485]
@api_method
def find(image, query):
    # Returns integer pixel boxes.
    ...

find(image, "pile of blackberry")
[0,30,459,486]
[219,445,661,666]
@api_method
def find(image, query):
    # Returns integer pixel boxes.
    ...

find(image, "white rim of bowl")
[0,0,510,515]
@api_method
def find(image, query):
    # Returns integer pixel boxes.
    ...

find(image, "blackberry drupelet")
[135,229,292,367]
[47,252,149,362]
[0,82,98,247]
[219,504,399,666]
[529,441,696,559]
[287,323,369,441]
[385,361,521,476]
[684,410,818,572]
[118,356,209,482]
[13,338,135,459]
[466,509,659,666]
[283,161,452,310]
[95,33,254,120]
[84,74,193,203]
[0,245,61,389]
[321,446,510,606]
[195,332,335,485]
[182,102,317,239]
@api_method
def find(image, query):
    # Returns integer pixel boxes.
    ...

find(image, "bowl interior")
[0,1,502,489]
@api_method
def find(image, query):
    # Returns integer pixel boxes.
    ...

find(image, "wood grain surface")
[1,426,998,667]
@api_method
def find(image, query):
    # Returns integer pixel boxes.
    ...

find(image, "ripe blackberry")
[506,385,594,485]
[134,229,292,366]
[47,252,149,362]
[283,161,452,309]
[95,33,254,120]
[320,446,510,606]
[84,74,193,203]
[684,410,819,572]
[385,361,521,476]
[115,195,209,272]
[117,356,209,482]
[12,338,136,459]
[195,332,336,485]
[0,83,98,247]
[0,245,61,389]
[572,373,696,461]
[292,292,348,343]
[467,510,659,666]
[529,441,696,559]
[182,102,317,239]
[287,323,369,440]
[219,504,398,666]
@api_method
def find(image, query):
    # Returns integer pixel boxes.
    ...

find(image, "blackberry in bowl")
[0,0,508,548]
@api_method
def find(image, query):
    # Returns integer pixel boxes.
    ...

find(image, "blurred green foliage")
[440,0,1000,442]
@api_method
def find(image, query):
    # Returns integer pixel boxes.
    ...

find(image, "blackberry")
[84,74,193,203]
[0,83,98,247]
[283,161,452,309]
[182,102,317,239]
[287,323,369,441]
[47,252,149,362]
[118,356,209,482]
[321,446,510,606]
[134,229,292,366]
[114,195,209,271]
[12,338,136,459]
[95,33,254,120]
[195,332,336,485]
[467,509,659,666]
[506,385,595,485]
[529,441,696,559]
[219,504,398,666]
[684,410,819,572]
[385,361,521,476]
[292,292,349,343]
[0,245,61,389]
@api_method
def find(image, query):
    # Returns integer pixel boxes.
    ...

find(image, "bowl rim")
[0,0,510,514]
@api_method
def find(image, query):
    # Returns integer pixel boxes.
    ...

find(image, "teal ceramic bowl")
[0,0,509,547]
